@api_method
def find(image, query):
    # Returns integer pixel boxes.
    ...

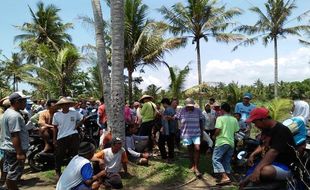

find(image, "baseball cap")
[246,107,269,123]
[243,92,252,99]
[185,98,195,107]
[9,92,28,102]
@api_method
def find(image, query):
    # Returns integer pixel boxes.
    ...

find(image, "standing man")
[138,95,157,152]
[0,92,29,190]
[235,93,256,133]
[98,97,107,130]
[158,98,176,162]
[212,103,239,185]
[202,103,216,137]
[52,97,83,179]
[38,99,58,153]
[174,98,204,177]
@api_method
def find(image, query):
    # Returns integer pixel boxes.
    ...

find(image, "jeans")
[212,144,234,173]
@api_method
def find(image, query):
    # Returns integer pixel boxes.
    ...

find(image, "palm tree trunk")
[128,69,133,103]
[110,0,125,140]
[13,74,16,91]
[274,37,278,98]
[91,0,112,128]
[196,39,203,108]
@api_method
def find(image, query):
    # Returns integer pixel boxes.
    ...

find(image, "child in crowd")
[234,112,247,132]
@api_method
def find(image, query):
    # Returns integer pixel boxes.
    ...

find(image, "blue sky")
[0,0,309,91]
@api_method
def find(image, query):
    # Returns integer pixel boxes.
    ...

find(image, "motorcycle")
[233,131,260,174]
[27,113,100,172]
[80,111,100,148]
[26,130,60,172]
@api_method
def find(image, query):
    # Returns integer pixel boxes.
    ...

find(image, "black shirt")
[268,122,296,166]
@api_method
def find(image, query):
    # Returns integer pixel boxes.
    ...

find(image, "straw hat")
[139,95,153,102]
[55,97,76,106]
[0,96,10,107]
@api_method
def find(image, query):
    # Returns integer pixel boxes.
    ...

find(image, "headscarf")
[292,100,310,125]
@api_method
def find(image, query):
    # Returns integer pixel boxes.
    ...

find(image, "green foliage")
[144,84,161,101]
[124,0,186,102]
[168,65,190,99]
[263,98,292,121]
[15,1,73,52]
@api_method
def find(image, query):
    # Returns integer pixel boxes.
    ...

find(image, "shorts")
[246,162,291,180]
[4,151,25,181]
[272,162,292,180]
[182,136,200,146]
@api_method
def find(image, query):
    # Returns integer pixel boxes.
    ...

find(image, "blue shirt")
[234,103,256,121]
[162,107,177,135]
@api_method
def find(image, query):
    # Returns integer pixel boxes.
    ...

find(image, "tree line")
[0,0,309,103]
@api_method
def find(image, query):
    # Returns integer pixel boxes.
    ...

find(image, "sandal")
[217,178,231,185]
[193,170,202,178]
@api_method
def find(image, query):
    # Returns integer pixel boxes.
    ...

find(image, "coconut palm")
[110,0,126,139]
[15,1,72,52]
[168,65,190,99]
[125,0,185,103]
[159,0,243,107]
[24,45,81,97]
[0,53,32,91]
[145,84,161,101]
[233,0,310,98]
[91,0,111,100]
[299,29,310,46]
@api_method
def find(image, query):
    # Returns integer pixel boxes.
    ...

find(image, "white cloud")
[203,47,310,85]
[136,47,310,90]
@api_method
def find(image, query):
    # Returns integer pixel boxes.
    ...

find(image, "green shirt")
[215,115,239,148]
[140,101,156,123]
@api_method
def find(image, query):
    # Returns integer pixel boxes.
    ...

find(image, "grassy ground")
[20,149,238,189]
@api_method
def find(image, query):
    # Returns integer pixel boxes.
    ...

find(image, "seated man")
[92,137,128,189]
[239,108,296,189]
[38,99,57,152]
[125,125,149,165]
[56,142,106,190]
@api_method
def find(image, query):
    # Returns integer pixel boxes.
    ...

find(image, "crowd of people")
[0,91,309,190]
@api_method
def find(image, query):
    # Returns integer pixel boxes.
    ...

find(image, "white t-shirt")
[103,147,126,173]
[52,110,82,140]
[56,155,90,190]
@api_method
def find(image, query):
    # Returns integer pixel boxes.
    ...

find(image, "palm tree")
[233,0,310,98]
[125,0,185,103]
[91,0,112,120]
[24,45,81,97]
[110,0,125,140]
[168,65,190,99]
[15,1,73,52]
[159,0,243,107]
[1,53,31,91]
[145,84,161,101]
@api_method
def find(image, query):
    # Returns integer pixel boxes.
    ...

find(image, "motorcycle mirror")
[237,150,247,160]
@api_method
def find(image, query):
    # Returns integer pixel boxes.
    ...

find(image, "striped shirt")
[175,108,204,138]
